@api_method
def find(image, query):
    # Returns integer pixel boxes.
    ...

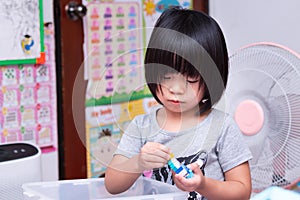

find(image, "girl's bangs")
[154,50,201,82]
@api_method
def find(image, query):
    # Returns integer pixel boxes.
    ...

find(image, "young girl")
[105,7,252,200]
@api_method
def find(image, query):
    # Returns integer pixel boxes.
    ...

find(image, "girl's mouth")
[169,99,181,104]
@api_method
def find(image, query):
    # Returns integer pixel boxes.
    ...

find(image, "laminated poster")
[84,0,192,178]
[0,0,45,65]
[0,22,57,153]
[143,0,191,43]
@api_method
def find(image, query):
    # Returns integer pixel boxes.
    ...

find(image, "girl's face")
[156,73,204,114]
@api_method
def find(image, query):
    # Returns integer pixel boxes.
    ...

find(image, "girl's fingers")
[148,142,171,154]
[141,153,169,163]
[187,160,204,171]
[139,143,171,170]
[142,142,171,160]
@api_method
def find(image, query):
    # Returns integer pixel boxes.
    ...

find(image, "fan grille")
[226,43,300,192]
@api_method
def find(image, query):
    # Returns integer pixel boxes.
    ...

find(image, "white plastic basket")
[22,176,187,200]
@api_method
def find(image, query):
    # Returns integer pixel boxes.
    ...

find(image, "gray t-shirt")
[114,106,252,199]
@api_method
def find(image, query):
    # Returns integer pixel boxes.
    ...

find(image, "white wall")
[209,0,300,55]
[41,151,58,181]
[43,0,54,22]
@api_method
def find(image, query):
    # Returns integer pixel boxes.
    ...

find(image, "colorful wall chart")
[86,98,158,177]
[84,0,154,178]
[83,0,192,178]
[143,0,191,43]
[0,22,57,152]
[0,0,45,66]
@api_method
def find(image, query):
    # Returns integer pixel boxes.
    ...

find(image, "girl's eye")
[187,79,199,84]
[163,76,171,80]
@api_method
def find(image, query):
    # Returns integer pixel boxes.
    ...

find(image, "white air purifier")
[0,141,42,200]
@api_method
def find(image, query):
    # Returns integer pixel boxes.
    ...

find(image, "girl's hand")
[173,162,206,192]
[137,142,171,171]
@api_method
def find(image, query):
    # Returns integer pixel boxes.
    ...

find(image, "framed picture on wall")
[0,0,45,66]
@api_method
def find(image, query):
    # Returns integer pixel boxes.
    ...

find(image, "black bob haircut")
[144,7,228,113]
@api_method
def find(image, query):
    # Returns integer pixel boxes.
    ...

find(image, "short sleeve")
[216,116,253,172]
[113,117,144,158]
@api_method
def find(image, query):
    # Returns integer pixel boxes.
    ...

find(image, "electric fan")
[224,43,300,193]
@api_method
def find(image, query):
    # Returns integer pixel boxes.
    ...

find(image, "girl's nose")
[168,79,186,94]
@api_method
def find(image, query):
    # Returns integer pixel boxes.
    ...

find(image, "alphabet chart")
[83,0,192,178]
[84,0,145,98]
[84,0,153,177]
